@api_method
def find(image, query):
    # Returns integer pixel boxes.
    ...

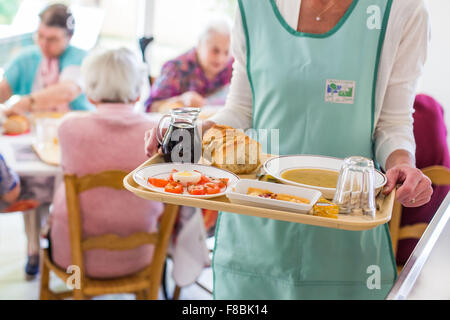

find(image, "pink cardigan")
[51,104,164,278]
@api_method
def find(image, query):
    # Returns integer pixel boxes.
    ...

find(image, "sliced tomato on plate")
[187,184,206,195]
[164,181,183,194]
[204,182,221,194]
[169,169,178,182]
[209,178,229,189]
[198,175,211,184]
[148,177,169,188]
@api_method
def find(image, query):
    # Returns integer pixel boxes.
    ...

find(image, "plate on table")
[263,155,387,199]
[133,163,240,199]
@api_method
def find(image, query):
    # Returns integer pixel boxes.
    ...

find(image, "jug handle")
[156,114,171,145]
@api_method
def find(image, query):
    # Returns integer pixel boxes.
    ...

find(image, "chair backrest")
[64,170,169,284]
[389,165,450,258]
[421,166,450,186]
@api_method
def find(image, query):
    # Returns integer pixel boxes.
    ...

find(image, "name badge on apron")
[325,79,356,104]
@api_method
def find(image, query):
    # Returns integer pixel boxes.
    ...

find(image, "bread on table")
[202,124,261,174]
[2,115,29,135]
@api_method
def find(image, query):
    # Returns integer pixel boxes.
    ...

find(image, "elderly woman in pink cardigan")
[49,48,164,278]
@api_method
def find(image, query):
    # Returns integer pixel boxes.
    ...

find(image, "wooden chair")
[389,166,450,272]
[39,170,178,300]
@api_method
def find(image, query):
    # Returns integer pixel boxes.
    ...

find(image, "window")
[0,0,21,25]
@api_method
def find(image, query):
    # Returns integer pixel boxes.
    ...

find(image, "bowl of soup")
[263,155,387,199]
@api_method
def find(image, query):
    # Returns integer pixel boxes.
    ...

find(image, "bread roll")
[3,115,29,135]
[202,124,261,174]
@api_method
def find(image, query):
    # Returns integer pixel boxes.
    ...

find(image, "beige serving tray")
[123,154,395,231]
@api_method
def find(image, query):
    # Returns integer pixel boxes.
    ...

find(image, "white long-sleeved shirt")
[210,0,431,169]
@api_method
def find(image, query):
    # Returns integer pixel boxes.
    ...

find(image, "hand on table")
[383,164,433,208]
[4,97,32,117]
[181,91,206,108]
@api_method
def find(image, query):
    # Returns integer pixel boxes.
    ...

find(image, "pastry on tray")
[2,115,30,135]
[202,124,261,174]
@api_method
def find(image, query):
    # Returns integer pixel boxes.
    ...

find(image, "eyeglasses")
[33,32,67,45]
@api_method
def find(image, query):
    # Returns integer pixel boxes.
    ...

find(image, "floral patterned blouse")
[145,48,233,112]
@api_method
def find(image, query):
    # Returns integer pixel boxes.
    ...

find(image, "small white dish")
[133,163,239,199]
[263,155,387,199]
[226,179,322,214]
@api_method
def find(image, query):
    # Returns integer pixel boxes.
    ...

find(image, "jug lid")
[171,107,200,116]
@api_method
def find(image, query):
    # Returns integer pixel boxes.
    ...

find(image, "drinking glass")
[35,117,61,150]
[332,156,377,219]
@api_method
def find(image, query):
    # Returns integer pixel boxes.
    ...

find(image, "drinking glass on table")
[35,117,61,150]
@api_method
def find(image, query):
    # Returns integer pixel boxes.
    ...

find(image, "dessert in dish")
[313,197,339,219]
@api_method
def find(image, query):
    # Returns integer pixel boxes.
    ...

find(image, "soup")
[281,168,339,189]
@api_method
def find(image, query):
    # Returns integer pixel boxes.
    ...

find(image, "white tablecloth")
[0,133,61,177]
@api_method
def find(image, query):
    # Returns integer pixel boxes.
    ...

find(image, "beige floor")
[0,212,213,300]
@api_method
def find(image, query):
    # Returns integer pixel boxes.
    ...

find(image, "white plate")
[263,155,387,199]
[226,179,322,214]
[133,163,240,199]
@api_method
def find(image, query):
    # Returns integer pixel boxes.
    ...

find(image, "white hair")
[81,48,145,104]
[198,16,232,44]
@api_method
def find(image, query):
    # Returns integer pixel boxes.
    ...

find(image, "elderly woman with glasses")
[48,48,164,278]
[0,3,93,115]
[145,17,233,112]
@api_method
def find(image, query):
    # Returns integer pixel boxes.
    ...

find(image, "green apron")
[212,0,397,300]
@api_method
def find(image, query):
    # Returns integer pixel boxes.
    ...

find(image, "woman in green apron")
[145,0,432,299]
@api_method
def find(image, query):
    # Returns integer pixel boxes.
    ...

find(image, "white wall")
[419,0,450,147]
[98,0,140,38]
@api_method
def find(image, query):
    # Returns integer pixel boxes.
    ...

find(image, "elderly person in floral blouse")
[145,17,233,112]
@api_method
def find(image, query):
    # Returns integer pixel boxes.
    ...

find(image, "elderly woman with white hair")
[48,48,164,278]
[145,17,233,112]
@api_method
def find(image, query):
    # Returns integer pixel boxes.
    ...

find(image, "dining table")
[0,132,61,176]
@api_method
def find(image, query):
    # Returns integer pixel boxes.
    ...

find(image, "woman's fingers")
[395,168,422,203]
[144,128,158,157]
[395,168,432,207]
[144,127,167,157]
[401,176,433,208]
[183,91,205,108]
[384,164,433,207]
[144,129,151,141]
[4,108,17,117]
[383,167,402,195]
[196,95,206,107]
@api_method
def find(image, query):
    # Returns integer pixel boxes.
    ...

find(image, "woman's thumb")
[384,168,400,195]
